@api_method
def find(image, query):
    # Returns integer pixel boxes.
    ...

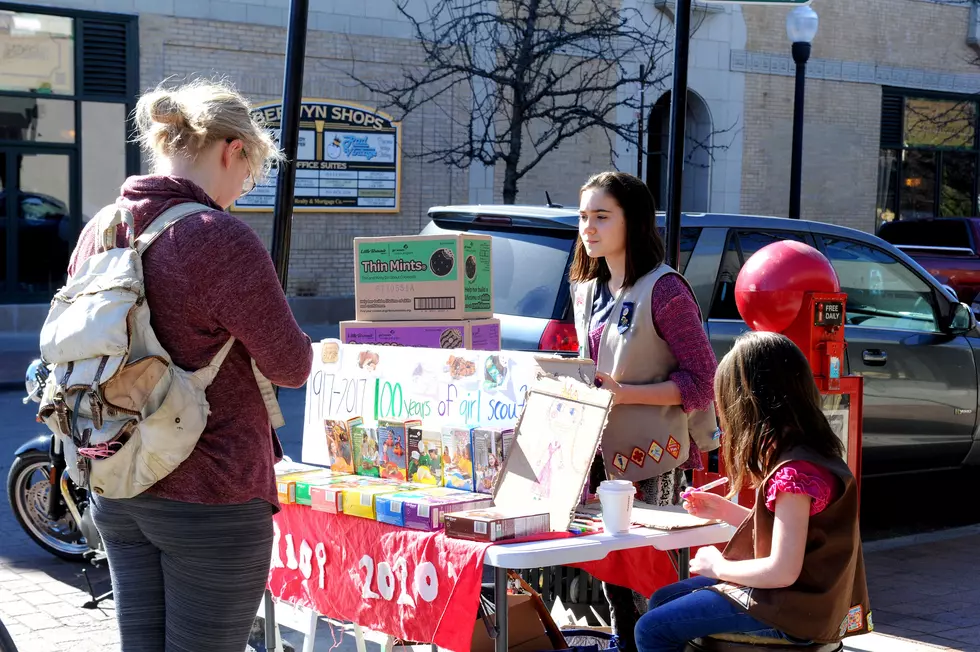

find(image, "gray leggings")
[91,493,274,652]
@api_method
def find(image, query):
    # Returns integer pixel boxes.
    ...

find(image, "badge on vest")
[617,302,635,334]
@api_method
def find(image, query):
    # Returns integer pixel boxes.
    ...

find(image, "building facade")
[1,0,977,307]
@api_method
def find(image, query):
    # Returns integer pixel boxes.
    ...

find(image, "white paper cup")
[597,480,636,535]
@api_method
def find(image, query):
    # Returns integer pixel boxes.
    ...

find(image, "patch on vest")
[712,428,722,442]
[617,302,635,334]
[866,610,874,632]
[846,605,864,633]
[648,440,664,463]
[713,582,752,609]
[612,452,629,473]
[838,616,848,638]
[666,435,681,459]
[630,447,646,467]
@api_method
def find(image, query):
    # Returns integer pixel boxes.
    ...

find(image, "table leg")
[263,589,279,651]
[493,565,508,652]
[676,548,691,581]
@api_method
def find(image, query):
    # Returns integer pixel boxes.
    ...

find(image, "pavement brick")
[20,589,64,606]
[15,611,63,630]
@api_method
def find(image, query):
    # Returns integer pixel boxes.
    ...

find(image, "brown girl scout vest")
[710,448,872,642]
[572,265,720,482]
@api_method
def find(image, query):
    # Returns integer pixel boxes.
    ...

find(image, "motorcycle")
[7,359,105,568]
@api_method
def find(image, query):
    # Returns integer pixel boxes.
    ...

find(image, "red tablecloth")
[269,505,684,652]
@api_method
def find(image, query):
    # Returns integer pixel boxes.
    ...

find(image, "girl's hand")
[594,372,626,404]
[682,491,731,520]
[689,545,724,579]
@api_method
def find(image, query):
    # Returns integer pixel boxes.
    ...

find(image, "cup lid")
[598,479,636,493]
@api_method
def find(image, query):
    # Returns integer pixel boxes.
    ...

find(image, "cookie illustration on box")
[324,418,355,473]
[441,426,475,491]
[408,425,443,485]
[465,255,477,281]
[439,328,464,349]
[429,247,455,277]
[352,423,381,478]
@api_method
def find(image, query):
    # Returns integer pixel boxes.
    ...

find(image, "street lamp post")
[787,4,818,220]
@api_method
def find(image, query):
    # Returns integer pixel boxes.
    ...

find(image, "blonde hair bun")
[134,78,283,180]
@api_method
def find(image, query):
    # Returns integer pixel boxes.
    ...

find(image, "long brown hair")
[568,171,665,288]
[715,331,844,495]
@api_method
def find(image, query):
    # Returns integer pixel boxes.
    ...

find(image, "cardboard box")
[470,593,566,652]
[293,470,351,506]
[276,469,340,504]
[341,319,501,351]
[472,427,512,495]
[354,234,493,321]
[377,419,419,481]
[324,417,359,474]
[442,426,475,491]
[444,509,551,543]
[376,487,493,530]
[351,423,382,478]
[342,482,418,520]
[407,425,444,486]
[309,476,394,514]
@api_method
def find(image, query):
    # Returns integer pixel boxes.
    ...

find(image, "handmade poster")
[492,375,613,531]
[303,341,590,467]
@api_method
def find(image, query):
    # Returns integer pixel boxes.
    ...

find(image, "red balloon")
[735,240,840,333]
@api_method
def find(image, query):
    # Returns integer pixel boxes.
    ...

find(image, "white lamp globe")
[786,5,819,45]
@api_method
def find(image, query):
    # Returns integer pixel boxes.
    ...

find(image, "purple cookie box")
[342,321,500,351]
[403,492,494,531]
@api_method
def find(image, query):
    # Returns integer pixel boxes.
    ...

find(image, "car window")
[656,227,702,274]
[709,230,807,320]
[821,238,939,332]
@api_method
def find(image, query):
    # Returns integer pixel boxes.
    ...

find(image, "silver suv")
[421,205,980,478]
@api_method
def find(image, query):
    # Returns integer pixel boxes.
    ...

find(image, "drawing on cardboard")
[493,375,612,531]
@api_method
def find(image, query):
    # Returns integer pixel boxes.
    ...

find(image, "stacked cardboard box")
[342,234,500,351]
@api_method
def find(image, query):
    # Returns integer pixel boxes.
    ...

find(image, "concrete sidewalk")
[2,527,978,652]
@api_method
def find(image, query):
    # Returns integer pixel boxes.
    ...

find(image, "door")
[0,147,77,299]
[816,235,976,474]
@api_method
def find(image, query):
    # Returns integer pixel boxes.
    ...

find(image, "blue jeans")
[635,577,801,652]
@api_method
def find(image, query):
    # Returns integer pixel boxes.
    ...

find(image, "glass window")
[0,11,74,95]
[904,98,977,150]
[0,97,74,143]
[656,227,702,274]
[15,152,71,294]
[901,150,937,219]
[941,151,976,217]
[821,238,938,333]
[82,102,127,222]
[709,230,807,320]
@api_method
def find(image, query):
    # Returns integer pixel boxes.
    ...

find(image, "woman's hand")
[682,491,732,520]
[689,545,724,579]
[594,372,626,404]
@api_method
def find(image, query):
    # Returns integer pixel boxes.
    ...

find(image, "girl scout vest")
[572,265,719,482]
[710,449,872,642]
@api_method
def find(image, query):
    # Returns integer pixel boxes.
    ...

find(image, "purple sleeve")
[651,275,718,413]
[764,461,839,515]
[187,214,313,388]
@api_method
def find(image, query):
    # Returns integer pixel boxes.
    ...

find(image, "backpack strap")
[194,336,237,386]
[94,205,135,253]
[135,202,212,255]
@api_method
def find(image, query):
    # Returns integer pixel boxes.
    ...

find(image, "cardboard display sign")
[492,376,612,532]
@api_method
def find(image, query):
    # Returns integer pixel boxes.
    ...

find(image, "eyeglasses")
[227,137,256,196]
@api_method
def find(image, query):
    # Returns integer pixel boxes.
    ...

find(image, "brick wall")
[138,14,470,297]
[740,74,881,231]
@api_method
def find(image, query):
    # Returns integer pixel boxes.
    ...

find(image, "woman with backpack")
[66,79,313,652]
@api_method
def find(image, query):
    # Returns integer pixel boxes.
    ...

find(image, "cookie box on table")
[342,482,422,520]
[276,468,346,505]
[353,234,492,321]
[441,426,475,492]
[407,425,444,486]
[444,509,551,543]
[340,319,500,351]
[375,487,493,530]
[377,419,419,481]
[309,476,395,514]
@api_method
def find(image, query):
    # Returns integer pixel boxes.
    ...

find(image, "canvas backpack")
[36,202,286,499]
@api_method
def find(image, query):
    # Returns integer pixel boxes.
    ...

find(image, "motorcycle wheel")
[0,618,18,652]
[7,447,88,562]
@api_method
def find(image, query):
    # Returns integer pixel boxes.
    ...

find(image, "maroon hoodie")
[68,175,313,509]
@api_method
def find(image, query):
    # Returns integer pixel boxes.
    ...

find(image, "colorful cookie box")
[324,417,359,474]
[444,510,552,543]
[471,427,512,495]
[340,319,500,351]
[342,482,420,519]
[377,419,419,481]
[441,426,476,492]
[408,426,444,486]
[404,489,494,531]
[293,470,349,506]
[277,468,336,504]
[352,422,382,478]
[309,476,393,514]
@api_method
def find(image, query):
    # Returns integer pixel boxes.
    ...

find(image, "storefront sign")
[268,504,489,652]
[235,99,401,213]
